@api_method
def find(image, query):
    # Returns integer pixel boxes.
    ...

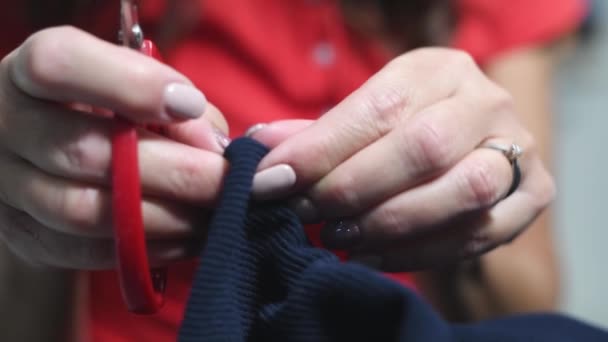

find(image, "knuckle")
[396,47,467,67]
[57,187,101,232]
[322,174,363,212]
[373,205,405,235]
[18,26,79,90]
[403,48,476,74]
[166,156,208,200]
[360,83,408,134]
[386,50,415,70]
[462,160,500,208]
[48,129,107,176]
[486,83,515,113]
[446,49,476,70]
[403,119,452,174]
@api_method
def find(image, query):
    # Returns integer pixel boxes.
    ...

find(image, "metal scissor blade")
[120,0,144,49]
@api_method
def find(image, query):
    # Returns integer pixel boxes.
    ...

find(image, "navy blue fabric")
[179,137,608,341]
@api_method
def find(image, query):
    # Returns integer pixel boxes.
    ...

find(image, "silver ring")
[480,142,522,197]
[481,142,522,165]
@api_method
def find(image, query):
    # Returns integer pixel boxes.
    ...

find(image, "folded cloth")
[179,137,608,342]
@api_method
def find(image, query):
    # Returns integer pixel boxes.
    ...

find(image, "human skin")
[0,26,555,337]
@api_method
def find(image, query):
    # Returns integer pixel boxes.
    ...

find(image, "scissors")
[111,0,166,314]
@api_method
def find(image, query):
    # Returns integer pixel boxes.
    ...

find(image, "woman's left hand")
[248,48,555,271]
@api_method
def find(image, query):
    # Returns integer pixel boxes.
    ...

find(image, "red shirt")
[0,0,587,341]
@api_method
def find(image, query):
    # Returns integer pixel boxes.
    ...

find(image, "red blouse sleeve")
[452,0,589,65]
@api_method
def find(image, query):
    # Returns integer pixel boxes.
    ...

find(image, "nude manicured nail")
[252,164,296,198]
[245,123,267,138]
[213,126,231,150]
[163,83,207,119]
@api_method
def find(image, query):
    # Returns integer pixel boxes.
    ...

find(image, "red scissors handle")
[111,40,166,314]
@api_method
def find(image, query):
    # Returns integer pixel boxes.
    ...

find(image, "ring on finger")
[479,142,522,197]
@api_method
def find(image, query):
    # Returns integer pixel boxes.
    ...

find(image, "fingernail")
[252,164,296,199]
[213,126,231,150]
[288,197,320,223]
[163,83,207,119]
[245,123,267,138]
[321,220,361,250]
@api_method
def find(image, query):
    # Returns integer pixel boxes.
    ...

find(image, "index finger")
[255,49,474,194]
[6,26,206,123]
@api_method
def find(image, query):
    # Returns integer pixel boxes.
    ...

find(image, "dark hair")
[27,0,96,28]
[342,0,455,49]
[26,0,455,50]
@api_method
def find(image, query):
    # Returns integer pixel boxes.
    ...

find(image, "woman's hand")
[0,26,229,269]
[249,48,555,271]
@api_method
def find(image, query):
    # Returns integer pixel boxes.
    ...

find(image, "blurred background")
[554,0,608,329]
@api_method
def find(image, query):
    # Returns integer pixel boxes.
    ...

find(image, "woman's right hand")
[0,26,229,270]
